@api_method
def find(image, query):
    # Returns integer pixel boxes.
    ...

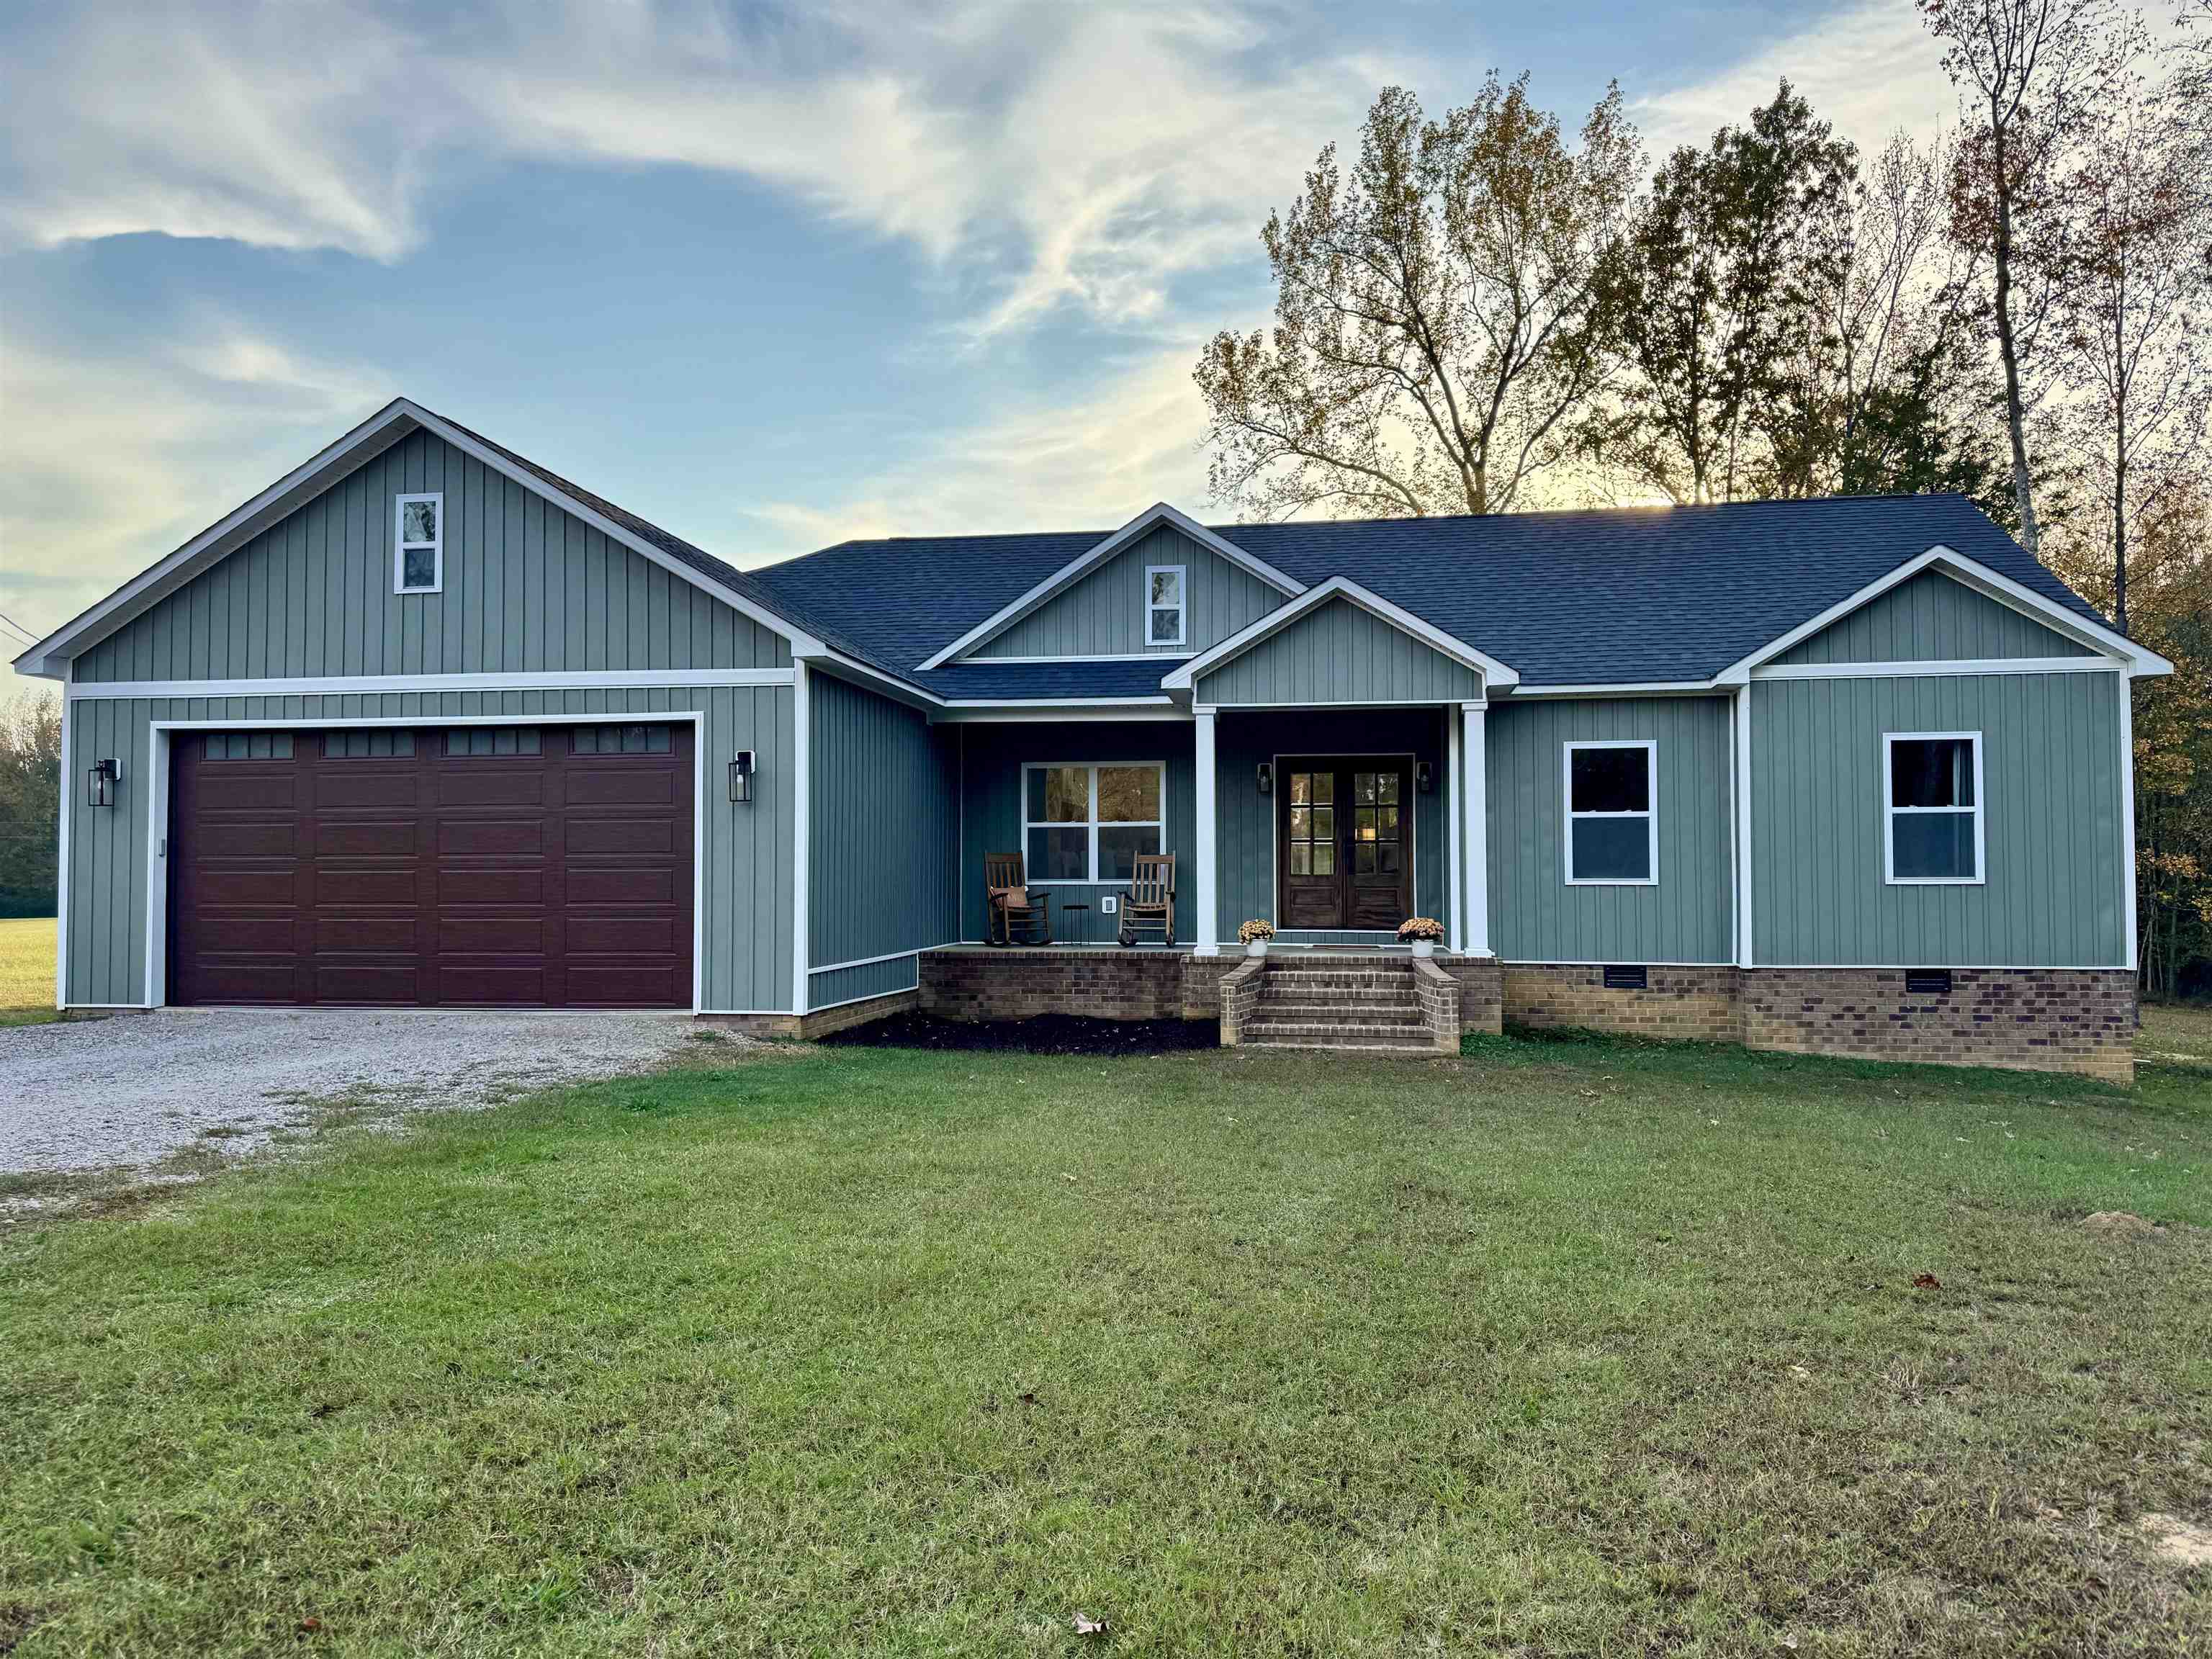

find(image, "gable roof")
[1164,576,1520,697]
[756,493,2159,693]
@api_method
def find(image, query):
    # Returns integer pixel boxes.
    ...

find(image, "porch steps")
[1238,957,1440,1053]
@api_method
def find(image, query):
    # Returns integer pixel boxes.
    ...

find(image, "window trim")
[394,491,444,595]
[1145,564,1187,649]
[1020,760,1168,885]
[1563,739,1659,888]
[1883,729,1986,886]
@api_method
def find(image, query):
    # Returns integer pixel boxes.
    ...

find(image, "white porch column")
[1446,709,1464,953]
[1192,706,1219,954]
[1461,702,1489,957]
[791,660,811,1014]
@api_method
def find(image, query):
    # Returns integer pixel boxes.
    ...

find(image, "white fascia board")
[1506,681,1723,698]
[915,501,1306,672]
[1750,655,2123,681]
[13,397,827,680]
[1161,575,1521,693]
[801,650,945,711]
[12,399,418,679]
[67,667,796,701]
[928,699,1190,724]
[1712,546,2172,685]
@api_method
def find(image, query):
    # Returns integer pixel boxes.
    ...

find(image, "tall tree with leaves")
[0,691,60,918]
[1920,0,2121,555]
[1195,76,1640,518]
[1583,80,1859,503]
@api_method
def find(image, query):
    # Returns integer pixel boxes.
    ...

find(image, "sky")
[0,0,1961,696]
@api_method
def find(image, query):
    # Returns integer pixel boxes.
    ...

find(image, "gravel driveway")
[0,1008,703,1177]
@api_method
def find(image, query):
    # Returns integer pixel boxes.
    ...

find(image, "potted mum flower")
[1237,918,1276,958]
[1397,917,1445,958]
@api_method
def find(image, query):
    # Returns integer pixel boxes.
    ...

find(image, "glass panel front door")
[1277,757,1413,931]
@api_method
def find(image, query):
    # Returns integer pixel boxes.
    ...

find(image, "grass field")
[0,916,55,1025]
[3,1024,2208,1655]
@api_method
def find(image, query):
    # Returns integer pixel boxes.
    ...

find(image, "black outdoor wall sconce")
[86,757,122,808]
[1256,763,1272,795]
[728,749,755,804]
[1415,760,1434,794]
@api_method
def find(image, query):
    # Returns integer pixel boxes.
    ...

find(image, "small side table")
[1058,902,1089,945]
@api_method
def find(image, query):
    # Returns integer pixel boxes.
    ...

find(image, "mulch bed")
[820,1010,1219,1056]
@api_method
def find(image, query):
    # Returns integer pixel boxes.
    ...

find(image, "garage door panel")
[439,818,545,857]
[172,724,692,1009]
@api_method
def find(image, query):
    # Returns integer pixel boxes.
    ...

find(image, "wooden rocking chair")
[1116,853,1176,947]
[984,851,1051,946]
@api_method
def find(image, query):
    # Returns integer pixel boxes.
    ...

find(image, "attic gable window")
[1146,565,1186,647]
[395,493,443,594]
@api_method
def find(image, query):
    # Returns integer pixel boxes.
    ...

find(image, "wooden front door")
[1277,756,1412,932]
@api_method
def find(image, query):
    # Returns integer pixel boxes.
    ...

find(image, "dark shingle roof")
[751,495,2108,693]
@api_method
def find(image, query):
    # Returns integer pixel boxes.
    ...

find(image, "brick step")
[1241,1030,1442,1053]
[1244,1017,1439,1042]
[1258,971,1417,991]
[1254,997,1424,1023]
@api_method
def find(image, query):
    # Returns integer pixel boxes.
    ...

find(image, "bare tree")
[1920,0,2122,554]
[2051,21,2211,634]
[1194,76,1640,518]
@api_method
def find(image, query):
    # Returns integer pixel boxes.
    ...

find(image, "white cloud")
[3,0,1388,332]
[1635,0,1956,156]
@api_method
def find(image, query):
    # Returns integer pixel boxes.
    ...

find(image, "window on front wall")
[395,492,443,593]
[1023,763,1164,882]
[1146,565,1186,647]
[1565,740,1657,884]
[1886,732,1982,884]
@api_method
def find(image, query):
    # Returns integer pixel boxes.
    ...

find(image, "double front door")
[1277,755,1413,931]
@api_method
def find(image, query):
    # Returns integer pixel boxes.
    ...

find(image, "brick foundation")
[698,987,922,1041]
[1500,963,2135,1082]
[921,947,1229,1023]
[1741,968,2136,1084]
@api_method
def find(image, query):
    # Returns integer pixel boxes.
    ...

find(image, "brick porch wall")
[1503,965,1743,1043]
[1741,968,2136,1084]
[921,948,1228,1022]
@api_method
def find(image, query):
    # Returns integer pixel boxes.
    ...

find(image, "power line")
[0,611,40,647]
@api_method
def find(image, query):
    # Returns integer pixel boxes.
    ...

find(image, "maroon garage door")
[169,724,693,1007]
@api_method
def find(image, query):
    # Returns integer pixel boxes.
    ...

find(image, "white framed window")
[394,492,444,593]
[1564,739,1658,885]
[1884,731,1984,884]
[1146,565,1186,647]
[1022,761,1166,883]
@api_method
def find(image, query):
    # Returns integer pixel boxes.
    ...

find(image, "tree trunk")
[2112,397,2128,636]
[1990,116,2042,556]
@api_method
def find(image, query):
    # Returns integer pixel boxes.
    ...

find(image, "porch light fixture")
[728,749,755,804]
[1256,763,1272,796]
[1415,760,1434,794]
[86,757,122,809]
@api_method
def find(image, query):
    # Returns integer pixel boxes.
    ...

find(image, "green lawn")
[0,916,55,1025]
[3,1031,2209,1656]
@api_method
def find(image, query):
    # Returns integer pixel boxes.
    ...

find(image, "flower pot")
[1245,940,1269,958]
[1410,939,1436,958]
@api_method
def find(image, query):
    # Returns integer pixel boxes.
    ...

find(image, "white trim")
[133,711,710,1014]
[2120,680,2139,973]
[917,502,1305,671]
[1734,688,1753,968]
[1564,739,1658,887]
[1018,760,1167,885]
[1504,957,2129,971]
[1714,547,2170,683]
[953,652,1196,665]
[14,397,824,680]
[68,667,795,701]
[1882,729,1986,886]
[791,662,811,1016]
[1509,682,1720,698]
[53,698,71,1008]
[1171,697,1482,711]
[1503,958,1735,968]
[1145,564,1187,649]
[930,702,1189,724]
[1753,656,2122,680]
[393,491,444,594]
[1162,575,1519,695]
[1194,713,1218,953]
[805,651,942,711]
[1463,706,1489,955]
[809,945,954,977]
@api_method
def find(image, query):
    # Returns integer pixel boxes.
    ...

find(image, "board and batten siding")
[61,686,796,1011]
[1776,569,2093,665]
[1485,697,1735,965]
[957,722,1198,945]
[1195,599,1486,707]
[807,671,960,1002]
[969,526,1284,660]
[1213,707,1447,945]
[1751,671,2124,966]
[74,428,790,684]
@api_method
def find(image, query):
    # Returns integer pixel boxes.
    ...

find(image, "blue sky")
[0,0,1957,693]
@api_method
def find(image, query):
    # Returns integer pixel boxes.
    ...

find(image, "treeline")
[0,693,60,919]
[1197,0,2212,999]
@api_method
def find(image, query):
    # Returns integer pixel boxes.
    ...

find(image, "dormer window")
[1146,564,1186,647]
[395,493,443,593]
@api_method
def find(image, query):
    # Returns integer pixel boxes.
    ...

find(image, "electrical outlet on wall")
[1100,895,1118,914]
